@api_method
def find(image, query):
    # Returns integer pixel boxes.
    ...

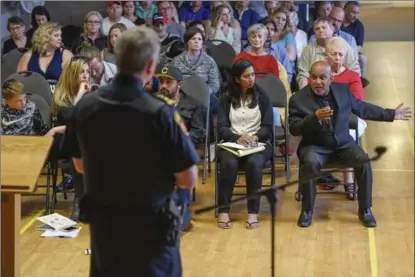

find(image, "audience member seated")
[208,4,242,54]
[334,0,346,9]
[102,1,135,36]
[71,11,108,55]
[26,6,51,49]
[154,65,206,147]
[309,7,358,57]
[289,61,411,228]
[122,1,146,25]
[255,18,293,83]
[307,1,333,38]
[152,13,182,60]
[135,0,158,25]
[171,26,220,114]
[265,1,279,17]
[342,1,368,82]
[1,79,48,136]
[234,0,260,48]
[280,0,309,32]
[157,1,186,39]
[178,1,211,27]
[297,17,360,90]
[271,8,297,68]
[79,45,117,86]
[249,0,268,20]
[288,10,307,61]
[102,23,127,64]
[216,59,273,230]
[17,22,73,91]
[234,24,291,94]
[2,16,30,57]
[308,37,366,194]
[52,56,92,221]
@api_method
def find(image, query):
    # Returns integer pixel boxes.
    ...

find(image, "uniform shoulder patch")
[174,111,189,136]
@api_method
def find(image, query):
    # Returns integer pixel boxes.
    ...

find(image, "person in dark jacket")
[216,59,273,230]
[289,61,412,228]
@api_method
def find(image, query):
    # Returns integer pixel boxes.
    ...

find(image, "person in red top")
[233,23,279,78]
[308,36,366,197]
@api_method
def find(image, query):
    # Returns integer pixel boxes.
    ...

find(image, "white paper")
[218,142,265,150]
[36,213,77,231]
[41,227,82,238]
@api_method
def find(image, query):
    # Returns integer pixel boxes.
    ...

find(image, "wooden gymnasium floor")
[18,9,414,277]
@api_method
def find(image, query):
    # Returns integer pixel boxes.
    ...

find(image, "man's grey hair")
[114,26,160,74]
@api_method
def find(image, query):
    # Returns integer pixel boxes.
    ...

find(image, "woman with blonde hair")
[53,56,92,221]
[208,4,242,54]
[101,22,127,64]
[71,11,108,54]
[17,22,73,87]
[272,8,296,65]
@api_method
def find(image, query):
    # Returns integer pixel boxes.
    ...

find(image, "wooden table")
[1,136,53,277]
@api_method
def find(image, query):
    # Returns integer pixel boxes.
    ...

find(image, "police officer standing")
[65,26,200,277]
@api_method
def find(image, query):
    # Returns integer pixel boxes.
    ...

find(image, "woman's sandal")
[245,221,259,229]
[218,221,232,229]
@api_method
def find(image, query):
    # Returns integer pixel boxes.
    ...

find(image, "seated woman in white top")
[208,4,241,54]
[216,59,273,230]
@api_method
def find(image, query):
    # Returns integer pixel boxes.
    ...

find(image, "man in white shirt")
[79,46,117,87]
[102,1,135,36]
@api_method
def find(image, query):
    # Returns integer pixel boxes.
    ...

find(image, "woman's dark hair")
[187,20,205,32]
[7,16,25,31]
[184,26,206,46]
[260,17,277,31]
[228,59,258,109]
[31,6,51,28]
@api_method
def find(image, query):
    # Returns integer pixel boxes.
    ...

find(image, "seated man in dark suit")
[153,64,206,232]
[288,61,411,228]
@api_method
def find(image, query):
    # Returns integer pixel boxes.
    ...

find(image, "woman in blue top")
[17,22,73,92]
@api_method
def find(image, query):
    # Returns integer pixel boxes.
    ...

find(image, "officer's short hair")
[114,26,160,75]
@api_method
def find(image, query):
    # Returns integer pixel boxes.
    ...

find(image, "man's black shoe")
[358,209,377,227]
[297,209,313,227]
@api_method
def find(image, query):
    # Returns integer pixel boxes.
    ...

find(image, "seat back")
[255,73,287,108]
[205,40,236,69]
[5,71,52,106]
[1,48,27,83]
[61,25,83,50]
[27,93,52,128]
[181,75,210,109]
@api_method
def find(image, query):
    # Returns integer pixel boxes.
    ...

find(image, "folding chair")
[181,75,211,199]
[1,48,27,83]
[295,114,360,202]
[5,71,52,106]
[256,73,291,183]
[26,93,55,214]
[214,97,276,217]
[205,40,236,69]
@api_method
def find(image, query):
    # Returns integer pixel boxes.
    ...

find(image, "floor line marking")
[20,209,45,235]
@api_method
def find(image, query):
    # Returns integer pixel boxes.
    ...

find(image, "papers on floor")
[218,142,266,157]
[36,213,81,238]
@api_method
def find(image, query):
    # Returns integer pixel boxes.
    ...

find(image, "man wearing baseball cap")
[152,12,183,62]
[102,1,135,36]
[154,64,206,232]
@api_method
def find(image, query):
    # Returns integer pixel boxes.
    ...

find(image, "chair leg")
[45,163,51,214]
[207,142,212,173]
[192,187,196,202]
[50,163,59,214]
[62,168,68,200]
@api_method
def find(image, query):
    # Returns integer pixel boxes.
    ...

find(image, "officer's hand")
[315,107,333,121]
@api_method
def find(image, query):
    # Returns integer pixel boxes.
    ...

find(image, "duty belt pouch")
[158,198,182,247]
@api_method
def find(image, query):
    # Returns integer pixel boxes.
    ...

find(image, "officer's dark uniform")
[65,73,200,277]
